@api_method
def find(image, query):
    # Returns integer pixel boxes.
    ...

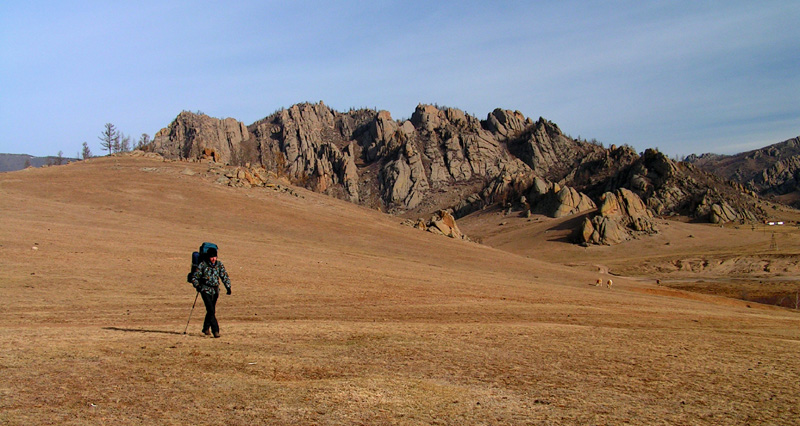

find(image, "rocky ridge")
[686,137,800,206]
[148,102,774,245]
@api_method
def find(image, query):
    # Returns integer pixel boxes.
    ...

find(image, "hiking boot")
[213,332,220,338]
[202,329,211,336]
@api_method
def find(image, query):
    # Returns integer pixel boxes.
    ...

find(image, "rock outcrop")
[686,136,800,206]
[248,102,373,203]
[526,177,595,218]
[753,155,800,196]
[503,114,607,183]
[708,202,740,224]
[405,210,467,240]
[575,188,657,245]
[585,149,765,226]
[151,111,249,165]
[149,103,539,215]
[146,102,774,247]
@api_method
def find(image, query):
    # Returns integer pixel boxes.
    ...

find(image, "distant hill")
[0,153,79,172]
[685,136,800,207]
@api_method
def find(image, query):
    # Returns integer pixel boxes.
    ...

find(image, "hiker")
[190,247,232,338]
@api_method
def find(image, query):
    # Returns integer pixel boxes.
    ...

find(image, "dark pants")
[201,291,220,334]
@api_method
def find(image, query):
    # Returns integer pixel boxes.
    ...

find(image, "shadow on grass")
[103,327,186,335]
[544,211,594,243]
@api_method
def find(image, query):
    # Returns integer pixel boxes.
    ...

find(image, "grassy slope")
[1,155,799,425]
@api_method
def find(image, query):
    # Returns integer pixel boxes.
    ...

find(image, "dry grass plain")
[1,155,799,425]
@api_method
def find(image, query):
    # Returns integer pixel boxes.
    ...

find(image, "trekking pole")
[183,292,199,335]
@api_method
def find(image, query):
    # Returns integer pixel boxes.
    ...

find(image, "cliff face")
[148,102,772,242]
[152,111,250,164]
[247,103,374,203]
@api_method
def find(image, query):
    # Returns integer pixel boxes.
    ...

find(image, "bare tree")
[119,133,131,153]
[55,151,64,166]
[136,133,151,150]
[99,123,119,155]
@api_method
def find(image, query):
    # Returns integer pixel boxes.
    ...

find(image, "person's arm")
[191,262,205,291]
[218,261,232,294]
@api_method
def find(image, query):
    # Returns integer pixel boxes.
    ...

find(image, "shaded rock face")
[753,155,800,196]
[504,115,607,183]
[148,102,772,241]
[525,177,595,218]
[709,202,739,224]
[588,149,765,225]
[575,188,657,245]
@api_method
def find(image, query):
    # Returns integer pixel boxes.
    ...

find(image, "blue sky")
[1,1,798,158]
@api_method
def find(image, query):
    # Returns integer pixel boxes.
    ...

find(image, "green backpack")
[187,242,218,282]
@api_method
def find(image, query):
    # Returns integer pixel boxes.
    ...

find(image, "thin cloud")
[0,1,797,157]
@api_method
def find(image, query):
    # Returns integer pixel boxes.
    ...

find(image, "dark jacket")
[191,260,231,295]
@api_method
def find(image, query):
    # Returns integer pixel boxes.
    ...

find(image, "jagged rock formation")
[592,149,765,226]
[146,102,776,246]
[148,103,537,215]
[247,102,372,203]
[753,155,800,196]
[686,137,800,207]
[708,202,740,224]
[575,188,657,245]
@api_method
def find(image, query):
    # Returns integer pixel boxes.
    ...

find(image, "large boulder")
[550,186,596,218]
[406,210,467,240]
[484,109,531,137]
[709,202,740,224]
[575,189,657,245]
[526,177,595,218]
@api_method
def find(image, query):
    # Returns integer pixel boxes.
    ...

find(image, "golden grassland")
[1,156,798,425]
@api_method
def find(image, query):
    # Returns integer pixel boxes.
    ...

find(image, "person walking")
[190,247,232,338]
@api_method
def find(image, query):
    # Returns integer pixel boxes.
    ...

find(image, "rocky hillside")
[148,102,772,244]
[686,136,800,206]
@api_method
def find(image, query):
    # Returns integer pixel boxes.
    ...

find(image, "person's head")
[207,248,217,264]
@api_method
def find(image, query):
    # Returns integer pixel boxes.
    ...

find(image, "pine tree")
[99,123,119,155]
[82,142,92,159]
